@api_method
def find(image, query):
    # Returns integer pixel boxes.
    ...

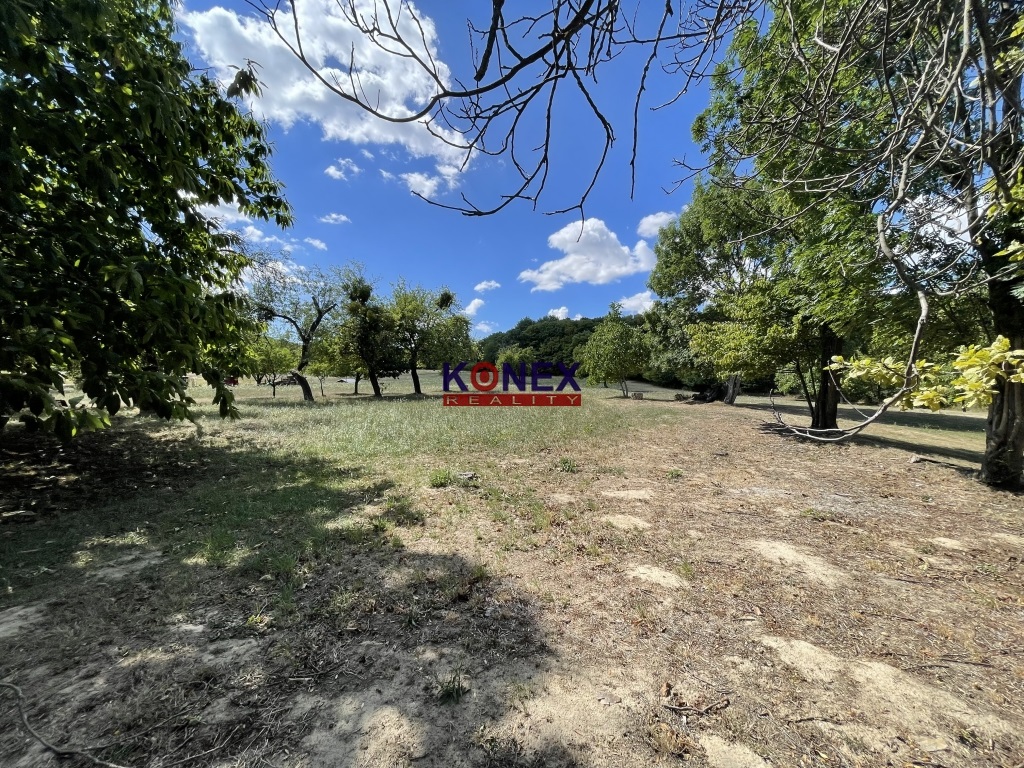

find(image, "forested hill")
[479,315,643,364]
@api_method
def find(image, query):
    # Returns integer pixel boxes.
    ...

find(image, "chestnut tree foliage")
[0,0,291,437]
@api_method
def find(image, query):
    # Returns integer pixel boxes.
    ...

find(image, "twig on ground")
[159,724,240,768]
[0,681,133,768]
[661,697,730,716]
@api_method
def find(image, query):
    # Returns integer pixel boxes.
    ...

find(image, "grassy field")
[1,376,1021,768]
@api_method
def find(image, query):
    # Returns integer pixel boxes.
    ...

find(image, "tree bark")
[353,372,361,395]
[410,350,421,395]
[980,272,1024,488]
[811,325,843,431]
[793,358,814,417]
[723,374,741,405]
[368,371,383,398]
[291,370,315,403]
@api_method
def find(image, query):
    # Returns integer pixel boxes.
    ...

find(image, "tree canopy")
[0,0,291,437]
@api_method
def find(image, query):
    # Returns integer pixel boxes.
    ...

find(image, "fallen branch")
[0,681,133,768]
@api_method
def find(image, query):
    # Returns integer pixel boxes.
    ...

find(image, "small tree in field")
[579,305,649,397]
[338,277,407,398]
[249,258,346,403]
[390,282,463,395]
[252,336,298,398]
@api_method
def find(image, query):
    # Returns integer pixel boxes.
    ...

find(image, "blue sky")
[179,1,709,336]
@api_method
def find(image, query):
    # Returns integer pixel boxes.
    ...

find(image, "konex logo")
[442,362,582,406]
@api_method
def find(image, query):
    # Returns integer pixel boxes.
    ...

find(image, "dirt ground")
[1,396,1022,767]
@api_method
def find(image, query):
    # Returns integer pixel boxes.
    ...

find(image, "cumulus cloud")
[473,321,497,335]
[519,218,656,292]
[304,237,328,251]
[618,290,655,315]
[318,212,351,224]
[637,211,676,238]
[547,306,569,320]
[325,158,361,180]
[474,280,501,292]
[573,313,583,321]
[400,171,443,198]
[241,224,293,250]
[180,1,466,185]
[463,298,485,317]
[197,199,251,225]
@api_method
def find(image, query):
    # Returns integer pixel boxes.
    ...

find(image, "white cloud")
[519,218,656,292]
[474,280,501,292]
[379,169,395,181]
[318,212,351,224]
[547,306,569,320]
[637,211,676,238]
[180,2,467,181]
[241,224,292,250]
[473,321,497,335]
[463,298,485,317]
[573,313,583,321]
[400,172,442,198]
[197,199,251,225]
[360,148,375,160]
[304,237,328,251]
[325,158,361,180]
[618,290,655,315]
[398,170,459,198]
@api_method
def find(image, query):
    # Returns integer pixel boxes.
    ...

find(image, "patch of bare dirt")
[1,397,1022,767]
[602,514,651,530]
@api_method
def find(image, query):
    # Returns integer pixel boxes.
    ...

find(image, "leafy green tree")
[0,0,291,437]
[420,315,476,370]
[390,282,467,394]
[310,322,367,394]
[694,0,1024,484]
[338,278,406,398]
[579,305,649,397]
[496,345,537,369]
[252,336,298,397]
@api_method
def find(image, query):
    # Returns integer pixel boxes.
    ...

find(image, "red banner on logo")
[443,393,582,407]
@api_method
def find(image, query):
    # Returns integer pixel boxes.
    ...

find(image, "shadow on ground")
[739,399,988,468]
[0,420,579,767]
[739,399,987,434]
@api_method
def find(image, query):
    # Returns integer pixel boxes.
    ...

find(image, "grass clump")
[434,668,468,704]
[558,457,579,473]
[429,468,455,487]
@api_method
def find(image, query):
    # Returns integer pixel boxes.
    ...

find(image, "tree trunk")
[353,372,361,395]
[723,374,741,405]
[794,358,814,418]
[319,377,326,399]
[368,371,383,398]
[980,271,1024,488]
[291,370,315,402]
[980,365,1024,489]
[410,350,421,395]
[270,378,278,398]
[811,325,843,431]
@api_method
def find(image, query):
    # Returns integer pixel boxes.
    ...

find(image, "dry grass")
[1,377,1021,768]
